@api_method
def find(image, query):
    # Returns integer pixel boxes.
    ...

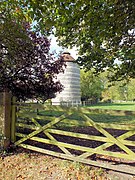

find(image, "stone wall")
[0,93,4,149]
[0,92,12,150]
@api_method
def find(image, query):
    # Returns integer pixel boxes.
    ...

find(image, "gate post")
[0,92,12,149]
[11,96,16,143]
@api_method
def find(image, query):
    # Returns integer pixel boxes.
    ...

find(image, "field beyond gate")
[11,101,135,175]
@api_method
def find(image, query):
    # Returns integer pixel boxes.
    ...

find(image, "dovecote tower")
[52,52,81,106]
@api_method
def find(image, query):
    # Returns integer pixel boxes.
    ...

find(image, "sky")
[49,35,79,59]
[31,21,79,59]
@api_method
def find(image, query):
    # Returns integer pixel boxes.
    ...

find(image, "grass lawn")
[39,102,135,125]
[86,102,135,111]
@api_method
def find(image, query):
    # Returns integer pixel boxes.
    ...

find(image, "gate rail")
[11,101,135,175]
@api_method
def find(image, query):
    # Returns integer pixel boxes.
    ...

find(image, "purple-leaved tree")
[0,16,64,101]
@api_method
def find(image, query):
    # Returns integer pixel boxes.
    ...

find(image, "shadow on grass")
[38,110,135,124]
[88,114,135,124]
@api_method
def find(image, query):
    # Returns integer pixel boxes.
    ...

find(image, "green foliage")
[80,70,104,102]
[80,69,135,102]
[127,79,135,100]
[50,0,135,81]
[100,72,135,101]
[1,0,135,81]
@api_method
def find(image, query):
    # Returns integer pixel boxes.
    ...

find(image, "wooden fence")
[11,100,135,175]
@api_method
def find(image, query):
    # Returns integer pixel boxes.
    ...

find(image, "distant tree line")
[80,70,135,103]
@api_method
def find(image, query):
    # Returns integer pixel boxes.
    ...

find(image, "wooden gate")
[11,100,135,175]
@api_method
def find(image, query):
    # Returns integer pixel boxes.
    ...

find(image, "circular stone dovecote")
[52,52,81,106]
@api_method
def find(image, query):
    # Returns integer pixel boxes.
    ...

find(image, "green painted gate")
[11,100,135,175]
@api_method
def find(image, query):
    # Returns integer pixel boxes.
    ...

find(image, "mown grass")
[86,102,135,111]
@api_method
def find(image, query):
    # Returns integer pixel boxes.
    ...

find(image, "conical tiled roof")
[62,52,75,62]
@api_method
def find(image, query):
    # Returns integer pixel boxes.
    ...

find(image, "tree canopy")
[1,0,135,81]
[0,13,64,101]
[50,0,135,81]
[80,70,103,102]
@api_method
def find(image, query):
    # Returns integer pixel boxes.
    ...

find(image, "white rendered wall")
[52,62,81,105]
